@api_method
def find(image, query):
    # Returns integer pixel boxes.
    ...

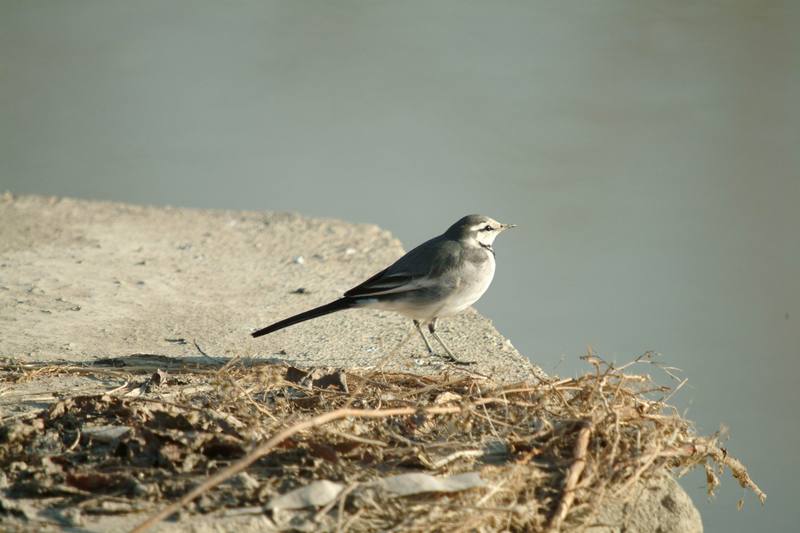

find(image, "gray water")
[2,1,798,530]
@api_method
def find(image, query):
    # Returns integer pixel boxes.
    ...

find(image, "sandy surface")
[0,194,541,380]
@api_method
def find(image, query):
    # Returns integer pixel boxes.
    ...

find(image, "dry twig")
[546,424,592,531]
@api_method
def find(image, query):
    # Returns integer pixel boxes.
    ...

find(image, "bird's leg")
[413,320,435,355]
[428,318,474,365]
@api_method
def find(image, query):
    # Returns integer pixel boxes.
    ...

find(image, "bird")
[251,214,516,364]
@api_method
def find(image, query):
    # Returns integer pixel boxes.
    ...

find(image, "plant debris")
[0,353,765,531]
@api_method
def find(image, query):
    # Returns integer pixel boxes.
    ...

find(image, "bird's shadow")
[1,351,312,381]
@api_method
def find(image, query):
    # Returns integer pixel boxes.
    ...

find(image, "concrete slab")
[0,194,541,382]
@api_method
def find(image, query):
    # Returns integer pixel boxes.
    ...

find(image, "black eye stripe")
[481,225,492,231]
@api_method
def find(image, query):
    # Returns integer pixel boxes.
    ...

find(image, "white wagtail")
[251,214,516,364]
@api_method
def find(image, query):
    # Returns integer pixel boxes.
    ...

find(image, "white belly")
[437,251,496,317]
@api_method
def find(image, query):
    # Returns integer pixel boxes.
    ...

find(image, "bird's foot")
[434,352,475,366]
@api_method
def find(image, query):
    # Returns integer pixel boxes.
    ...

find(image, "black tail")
[251,298,355,338]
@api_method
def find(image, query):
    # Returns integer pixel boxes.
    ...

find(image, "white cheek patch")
[476,231,497,246]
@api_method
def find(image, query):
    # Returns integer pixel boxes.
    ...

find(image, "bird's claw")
[434,353,475,366]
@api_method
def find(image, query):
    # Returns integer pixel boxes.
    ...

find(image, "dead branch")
[547,424,592,532]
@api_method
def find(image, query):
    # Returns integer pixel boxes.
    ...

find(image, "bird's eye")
[482,225,492,231]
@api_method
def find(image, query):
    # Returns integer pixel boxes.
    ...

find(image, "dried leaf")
[308,441,339,463]
[150,369,167,387]
[434,392,462,404]
[83,425,132,443]
[266,480,344,510]
[378,472,486,497]
[284,366,348,392]
[284,366,309,385]
[312,370,348,393]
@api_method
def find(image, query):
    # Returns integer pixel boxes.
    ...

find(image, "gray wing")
[344,235,463,299]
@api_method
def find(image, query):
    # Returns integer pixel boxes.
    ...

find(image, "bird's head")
[445,214,516,247]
